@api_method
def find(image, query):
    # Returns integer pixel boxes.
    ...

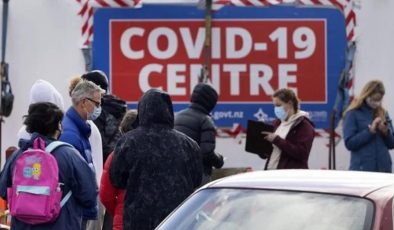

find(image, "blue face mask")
[274,105,288,121]
[88,106,102,120]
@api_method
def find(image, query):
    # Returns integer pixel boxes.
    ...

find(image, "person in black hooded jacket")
[174,83,224,185]
[109,89,202,230]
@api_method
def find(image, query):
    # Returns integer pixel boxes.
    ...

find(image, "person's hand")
[212,152,224,169]
[368,117,382,133]
[261,131,277,142]
[377,121,389,136]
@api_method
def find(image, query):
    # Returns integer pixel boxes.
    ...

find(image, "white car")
[156,170,394,230]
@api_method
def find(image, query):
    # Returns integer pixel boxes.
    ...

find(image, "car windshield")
[157,188,374,230]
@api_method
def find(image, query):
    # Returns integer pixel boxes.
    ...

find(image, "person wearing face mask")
[68,76,105,230]
[261,88,315,170]
[81,70,127,164]
[0,102,98,230]
[68,76,104,185]
[343,80,394,173]
[59,80,104,229]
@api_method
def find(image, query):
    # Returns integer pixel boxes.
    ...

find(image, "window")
[157,189,374,230]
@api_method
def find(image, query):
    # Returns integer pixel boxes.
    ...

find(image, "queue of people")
[0,73,393,230]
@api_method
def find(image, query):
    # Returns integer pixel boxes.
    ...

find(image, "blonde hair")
[120,109,138,134]
[68,76,82,96]
[343,80,386,120]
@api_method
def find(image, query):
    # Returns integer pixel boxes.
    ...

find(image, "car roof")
[206,170,394,197]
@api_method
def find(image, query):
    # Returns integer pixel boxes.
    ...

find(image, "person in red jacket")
[261,88,315,169]
[99,109,138,230]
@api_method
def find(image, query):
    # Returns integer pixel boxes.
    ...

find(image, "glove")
[212,152,224,169]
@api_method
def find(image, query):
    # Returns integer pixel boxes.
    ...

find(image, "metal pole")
[199,0,212,83]
[328,110,336,169]
[1,0,11,158]
[1,0,9,63]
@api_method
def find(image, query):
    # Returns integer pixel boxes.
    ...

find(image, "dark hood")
[190,83,218,113]
[102,94,127,119]
[138,89,174,128]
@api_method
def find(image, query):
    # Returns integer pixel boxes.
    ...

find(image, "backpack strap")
[33,137,46,150]
[45,141,74,207]
[45,141,72,153]
[60,191,72,207]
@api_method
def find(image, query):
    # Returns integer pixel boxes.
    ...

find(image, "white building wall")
[0,1,83,166]
[1,0,394,171]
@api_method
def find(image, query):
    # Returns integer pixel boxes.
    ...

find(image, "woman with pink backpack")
[0,102,98,230]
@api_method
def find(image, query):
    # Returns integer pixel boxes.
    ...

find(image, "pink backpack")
[7,137,72,225]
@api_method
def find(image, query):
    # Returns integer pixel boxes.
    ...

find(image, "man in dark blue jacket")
[81,70,127,163]
[59,80,104,229]
[175,83,224,185]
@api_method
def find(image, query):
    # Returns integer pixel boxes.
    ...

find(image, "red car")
[156,170,394,230]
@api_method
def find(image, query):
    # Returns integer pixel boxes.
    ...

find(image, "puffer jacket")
[93,94,127,162]
[109,89,202,230]
[343,102,394,172]
[175,83,224,176]
[59,106,98,220]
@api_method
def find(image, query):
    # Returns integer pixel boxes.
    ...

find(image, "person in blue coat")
[59,80,104,228]
[0,102,98,230]
[343,80,394,172]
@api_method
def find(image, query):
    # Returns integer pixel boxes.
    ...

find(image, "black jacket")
[93,94,127,162]
[109,89,202,230]
[175,83,224,176]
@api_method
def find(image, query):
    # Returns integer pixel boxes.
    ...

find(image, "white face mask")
[366,97,381,109]
[87,106,102,120]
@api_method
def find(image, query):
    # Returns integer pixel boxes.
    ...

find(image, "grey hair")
[71,80,105,106]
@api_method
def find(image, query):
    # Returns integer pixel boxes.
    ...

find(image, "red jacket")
[265,116,315,169]
[100,153,125,230]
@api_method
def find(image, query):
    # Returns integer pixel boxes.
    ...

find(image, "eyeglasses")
[85,98,101,107]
